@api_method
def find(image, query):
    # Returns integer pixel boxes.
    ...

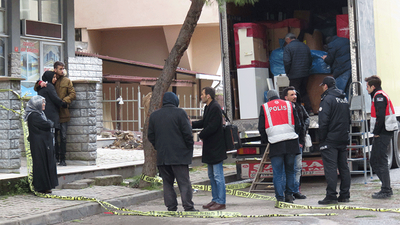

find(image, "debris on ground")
[101,130,143,150]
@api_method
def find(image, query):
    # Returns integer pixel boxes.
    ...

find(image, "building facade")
[0,0,102,171]
[74,0,223,131]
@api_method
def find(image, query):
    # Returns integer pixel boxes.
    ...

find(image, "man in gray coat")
[148,92,198,212]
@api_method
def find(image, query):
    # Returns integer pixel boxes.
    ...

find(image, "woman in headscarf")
[37,71,67,163]
[24,95,58,193]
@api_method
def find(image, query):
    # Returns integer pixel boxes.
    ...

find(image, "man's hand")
[299,144,303,148]
[374,135,380,138]
[321,55,327,60]
[39,81,47,88]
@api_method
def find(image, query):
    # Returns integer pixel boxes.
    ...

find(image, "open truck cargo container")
[218,0,400,179]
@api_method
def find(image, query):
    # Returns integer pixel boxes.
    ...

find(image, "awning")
[75,51,219,78]
[103,74,194,87]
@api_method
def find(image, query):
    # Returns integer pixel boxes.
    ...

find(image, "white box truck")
[219,0,400,179]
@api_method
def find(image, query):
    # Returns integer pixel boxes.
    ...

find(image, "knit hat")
[267,89,279,100]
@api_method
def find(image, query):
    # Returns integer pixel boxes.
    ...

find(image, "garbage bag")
[310,50,331,74]
[270,47,285,76]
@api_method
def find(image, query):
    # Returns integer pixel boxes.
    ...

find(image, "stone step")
[63,175,123,189]
[93,175,123,186]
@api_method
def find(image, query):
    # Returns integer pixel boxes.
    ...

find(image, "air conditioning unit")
[21,19,62,40]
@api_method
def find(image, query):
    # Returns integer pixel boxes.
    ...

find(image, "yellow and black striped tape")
[0,88,388,218]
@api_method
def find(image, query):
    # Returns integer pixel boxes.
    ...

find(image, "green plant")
[0,177,31,196]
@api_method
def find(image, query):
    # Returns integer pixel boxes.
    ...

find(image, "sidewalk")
[0,146,236,225]
[2,146,400,224]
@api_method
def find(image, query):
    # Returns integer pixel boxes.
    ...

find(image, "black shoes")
[318,197,338,205]
[372,190,392,199]
[58,160,67,166]
[185,208,199,212]
[338,198,350,202]
[293,192,307,199]
[285,194,294,203]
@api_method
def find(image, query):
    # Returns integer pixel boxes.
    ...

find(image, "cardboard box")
[304,30,324,51]
[234,23,269,68]
[293,10,311,26]
[307,74,333,114]
[271,27,289,51]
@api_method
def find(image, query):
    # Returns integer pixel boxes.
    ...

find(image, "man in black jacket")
[148,92,197,212]
[283,33,313,114]
[318,76,351,204]
[282,86,309,200]
[366,75,398,199]
[192,87,227,211]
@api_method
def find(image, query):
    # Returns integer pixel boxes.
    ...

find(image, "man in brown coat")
[53,61,75,166]
[37,61,76,166]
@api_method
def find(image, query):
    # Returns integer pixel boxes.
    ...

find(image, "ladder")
[249,144,274,193]
[347,81,372,184]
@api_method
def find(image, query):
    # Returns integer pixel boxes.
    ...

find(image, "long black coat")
[27,112,58,192]
[38,83,64,129]
[318,87,351,148]
[148,92,194,166]
[192,99,227,164]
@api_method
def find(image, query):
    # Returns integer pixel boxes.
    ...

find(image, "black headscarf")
[42,71,55,84]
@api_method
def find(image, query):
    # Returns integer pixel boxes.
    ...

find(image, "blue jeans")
[335,70,351,96]
[270,154,297,201]
[208,162,226,204]
[294,148,303,193]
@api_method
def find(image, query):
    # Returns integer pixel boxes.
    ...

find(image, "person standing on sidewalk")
[282,86,309,200]
[24,95,58,194]
[318,76,351,204]
[192,87,227,211]
[365,75,398,199]
[53,61,75,166]
[36,62,76,166]
[148,92,198,212]
[258,89,301,203]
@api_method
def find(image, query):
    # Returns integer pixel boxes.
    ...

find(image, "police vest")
[262,99,298,144]
[370,90,398,132]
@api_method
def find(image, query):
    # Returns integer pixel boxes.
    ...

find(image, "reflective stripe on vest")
[262,99,298,144]
[370,90,398,132]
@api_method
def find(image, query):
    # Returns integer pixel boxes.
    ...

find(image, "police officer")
[258,89,301,203]
[365,75,398,199]
[318,76,351,204]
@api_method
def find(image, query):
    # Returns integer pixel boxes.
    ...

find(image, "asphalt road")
[58,168,400,225]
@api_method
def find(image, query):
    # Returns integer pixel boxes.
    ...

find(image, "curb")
[1,173,239,225]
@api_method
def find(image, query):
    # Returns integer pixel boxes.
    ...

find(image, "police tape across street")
[0,88,337,218]
[0,88,398,218]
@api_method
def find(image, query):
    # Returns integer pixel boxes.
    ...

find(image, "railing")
[102,84,204,131]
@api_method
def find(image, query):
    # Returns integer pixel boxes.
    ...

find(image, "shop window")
[0,37,5,76]
[20,38,62,96]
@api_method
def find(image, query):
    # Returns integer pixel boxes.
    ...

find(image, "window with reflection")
[20,0,60,24]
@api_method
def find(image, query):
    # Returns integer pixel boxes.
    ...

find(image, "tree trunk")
[139,0,206,188]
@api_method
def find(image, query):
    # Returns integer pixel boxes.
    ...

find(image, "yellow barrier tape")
[141,174,276,201]
[0,89,335,218]
[275,201,400,213]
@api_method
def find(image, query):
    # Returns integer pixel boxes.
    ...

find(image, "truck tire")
[391,121,400,168]
[388,138,393,169]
